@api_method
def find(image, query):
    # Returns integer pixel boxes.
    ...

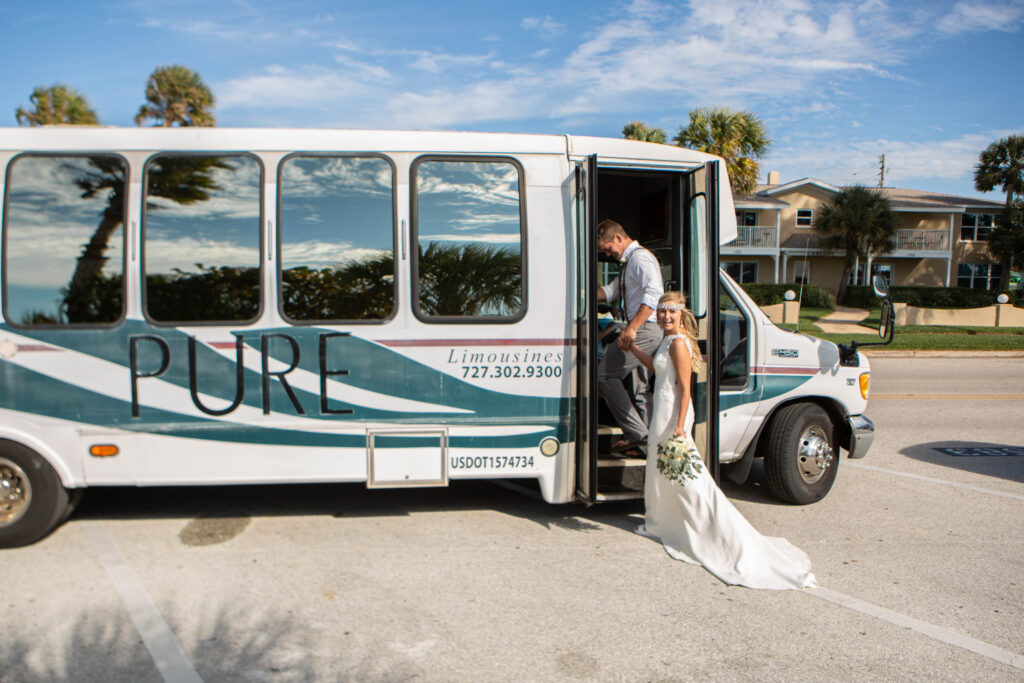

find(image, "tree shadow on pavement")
[901,440,1024,484]
[0,602,356,682]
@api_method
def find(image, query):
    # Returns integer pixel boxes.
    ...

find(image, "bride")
[625,291,817,590]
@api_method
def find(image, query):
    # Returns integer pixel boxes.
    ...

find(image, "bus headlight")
[859,373,870,399]
[539,437,560,456]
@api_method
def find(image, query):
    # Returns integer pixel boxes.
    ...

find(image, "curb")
[860,349,1024,358]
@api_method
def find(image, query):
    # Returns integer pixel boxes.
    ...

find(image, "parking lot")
[2,355,1023,681]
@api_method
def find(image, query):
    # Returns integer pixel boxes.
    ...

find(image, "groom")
[595,219,664,453]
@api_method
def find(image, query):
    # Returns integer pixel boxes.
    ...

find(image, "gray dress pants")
[598,320,662,443]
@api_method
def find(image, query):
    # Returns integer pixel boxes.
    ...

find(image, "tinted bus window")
[3,154,127,326]
[413,158,525,320]
[279,155,395,322]
[143,154,262,323]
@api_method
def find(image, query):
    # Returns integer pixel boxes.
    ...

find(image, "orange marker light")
[90,444,119,457]
[859,373,870,400]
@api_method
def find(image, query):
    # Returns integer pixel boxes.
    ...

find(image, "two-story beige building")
[725,173,1007,293]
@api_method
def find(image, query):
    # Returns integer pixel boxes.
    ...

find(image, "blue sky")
[1,0,1022,200]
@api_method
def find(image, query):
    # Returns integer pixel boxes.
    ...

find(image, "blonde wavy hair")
[659,291,704,371]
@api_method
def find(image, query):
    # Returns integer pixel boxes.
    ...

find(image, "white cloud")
[521,15,565,39]
[764,129,1024,191]
[937,1,1024,34]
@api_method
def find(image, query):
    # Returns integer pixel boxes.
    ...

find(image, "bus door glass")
[684,162,721,480]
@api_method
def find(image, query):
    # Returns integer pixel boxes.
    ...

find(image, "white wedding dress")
[641,334,817,590]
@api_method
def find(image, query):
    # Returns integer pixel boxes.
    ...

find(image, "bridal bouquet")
[656,434,703,485]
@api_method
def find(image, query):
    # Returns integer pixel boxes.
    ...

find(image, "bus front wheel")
[0,440,69,548]
[763,403,837,505]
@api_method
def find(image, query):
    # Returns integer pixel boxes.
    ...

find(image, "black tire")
[763,403,837,505]
[0,440,69,548]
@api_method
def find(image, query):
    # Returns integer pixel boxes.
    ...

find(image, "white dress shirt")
[600,240,663,323]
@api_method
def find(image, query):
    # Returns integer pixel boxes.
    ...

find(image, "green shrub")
[741,283,834,310]
[841,285,1023,308]
[889,286,1012,309]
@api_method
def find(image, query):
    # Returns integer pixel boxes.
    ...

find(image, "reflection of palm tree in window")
[63,156,230,322]
[417,242,521,317]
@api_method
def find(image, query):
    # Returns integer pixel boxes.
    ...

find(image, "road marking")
[88,524,203,683]
[845,462,1024,501]
[872,394,1024,400]
[807,587,1024,671]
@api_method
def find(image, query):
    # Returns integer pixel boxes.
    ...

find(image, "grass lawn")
[777,305,1024,351]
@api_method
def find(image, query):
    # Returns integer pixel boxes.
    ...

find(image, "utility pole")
[878,154,886,188]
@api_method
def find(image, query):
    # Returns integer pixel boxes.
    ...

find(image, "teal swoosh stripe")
[1,322,568,422]
[718,373,813,411]
[0,361,558,449]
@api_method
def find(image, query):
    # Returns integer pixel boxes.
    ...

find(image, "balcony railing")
[894,229,947,251]
[725,225,777,248]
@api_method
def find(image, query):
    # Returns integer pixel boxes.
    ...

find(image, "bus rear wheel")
[763,403,837,505]
[0,440,69,548]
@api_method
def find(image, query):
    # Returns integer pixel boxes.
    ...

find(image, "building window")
[3,154,127,326]
[278,155,396,322]
[960,213,994,241]
[796,209,814,228]
[957,263,1002,290]
[143,154,262,323]
[736,210,757,227]
[412,157,525,321]
[724,261,758,283]
[848,263,892,286]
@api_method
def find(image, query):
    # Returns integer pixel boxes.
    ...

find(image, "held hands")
[617,325,637,350]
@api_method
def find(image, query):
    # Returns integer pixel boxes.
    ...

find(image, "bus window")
[688,194,707,318]
[3,154,127,326]
[278,155,396,322]
[719,282,749,388]
[412,157,525,321]
[143,154,262,323]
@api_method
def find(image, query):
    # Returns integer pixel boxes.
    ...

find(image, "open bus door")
[575,157,722,503]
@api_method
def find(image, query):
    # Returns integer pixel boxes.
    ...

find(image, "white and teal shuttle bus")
[0,128,884,547]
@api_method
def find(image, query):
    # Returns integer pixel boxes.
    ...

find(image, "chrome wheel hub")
[797,426,834,485]
[0,457,31,527]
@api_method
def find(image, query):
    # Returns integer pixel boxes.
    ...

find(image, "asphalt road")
[2,356,1023,681]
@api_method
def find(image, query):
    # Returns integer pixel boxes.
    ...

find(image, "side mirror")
[879,299,893,340]
[872,274,889,299]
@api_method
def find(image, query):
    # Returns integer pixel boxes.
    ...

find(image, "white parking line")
[807,586,1024,671]
[88,524,203,683]
[845,461,1024,501]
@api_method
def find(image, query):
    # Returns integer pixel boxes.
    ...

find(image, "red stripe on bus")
[17,344,59,352]
[752,366,819,375]
[378,338,573,347]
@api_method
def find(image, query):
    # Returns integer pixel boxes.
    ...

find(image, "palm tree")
[673,107,770,195]
[974,135,1024,290]
[987,199,1024,293]
[135,65,216,127]
[813,185,898,304]
[15,84,98,126]
[974,135,1024,211]
[622,121,666,144]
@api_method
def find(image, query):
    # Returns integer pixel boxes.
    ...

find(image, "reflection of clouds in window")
[417,162,519,207]
[280,157,392,198]
[4,225,124,286]
[145,155,261,271]
[280,241,391,271]
[419,233,520,244]
[279,155,395,273]
[145,237,260,275]
[4,155,125,294]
